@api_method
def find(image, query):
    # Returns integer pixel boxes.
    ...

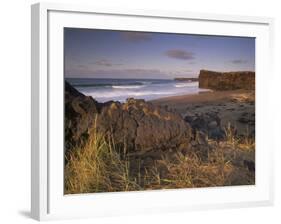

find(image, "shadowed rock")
[184,112,225,140]
[65,81,193,154]
[97,98,192,153]
[65,81,103,152]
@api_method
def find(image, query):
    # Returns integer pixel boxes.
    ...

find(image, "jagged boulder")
[65,81,193,154]
[64,81,101,152]
[96,98,192,153]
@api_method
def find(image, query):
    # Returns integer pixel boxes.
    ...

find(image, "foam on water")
[67,78,209,103]
[112,85,145,89]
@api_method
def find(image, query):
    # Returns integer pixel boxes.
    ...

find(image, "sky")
[64,28,255,79]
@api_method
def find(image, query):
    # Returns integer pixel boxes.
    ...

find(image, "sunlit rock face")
[199,70,255,91]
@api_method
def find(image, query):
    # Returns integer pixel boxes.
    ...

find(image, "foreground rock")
[184,112,225,140]
[65,81,193,154]
[97,98,192,153]
[65,81,102,152]
[199,70,255,90]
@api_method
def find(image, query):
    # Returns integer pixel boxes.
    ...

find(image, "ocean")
[66,78,209,103]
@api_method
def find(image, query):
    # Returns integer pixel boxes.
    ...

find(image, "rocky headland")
[199,70,255,90]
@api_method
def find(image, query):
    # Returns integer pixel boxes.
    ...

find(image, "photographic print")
[64,28,255,194]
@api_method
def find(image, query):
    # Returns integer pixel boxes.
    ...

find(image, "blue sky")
[64,28,255,79]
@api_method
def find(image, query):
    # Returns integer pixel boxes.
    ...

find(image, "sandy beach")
[151,89,255,136]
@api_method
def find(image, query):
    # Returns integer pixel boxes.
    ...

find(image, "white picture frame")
[31,2,274,221]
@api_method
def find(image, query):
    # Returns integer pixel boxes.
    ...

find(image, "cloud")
[165,49,195,60]
[121,32,152,42]
[230,59,248,64]
[93,59,122,67]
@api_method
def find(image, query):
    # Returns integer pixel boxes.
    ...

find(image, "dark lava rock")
[243,160,255,172]
[65,82,193,154]
[143,157,155,168]
[184,112,225,140]
[238,112,255,125]
[64,81,102,152]
[97,98,192,153]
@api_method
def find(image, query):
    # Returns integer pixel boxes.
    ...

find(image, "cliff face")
[199,70,255,90]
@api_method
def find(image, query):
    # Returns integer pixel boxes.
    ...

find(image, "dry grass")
[139,152,233,189]
[65,122,255,194]
[64,120,141,194]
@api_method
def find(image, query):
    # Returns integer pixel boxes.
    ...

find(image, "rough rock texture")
[184,112,225,140]
[97,98,192,153]
[64,81,102,152]
[199,70,255,90]
[65,81,193,154]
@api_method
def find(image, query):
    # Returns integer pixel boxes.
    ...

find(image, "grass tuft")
[65,120,255,194]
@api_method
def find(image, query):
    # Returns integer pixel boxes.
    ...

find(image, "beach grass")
[64,122,255,194]
[64,124,142,194]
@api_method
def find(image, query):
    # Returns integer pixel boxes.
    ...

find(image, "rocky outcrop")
[184,112,225,140]
[65,81,193,154]
[97,98,192,153]
[64,81,102,152]
[199,70,255,90]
